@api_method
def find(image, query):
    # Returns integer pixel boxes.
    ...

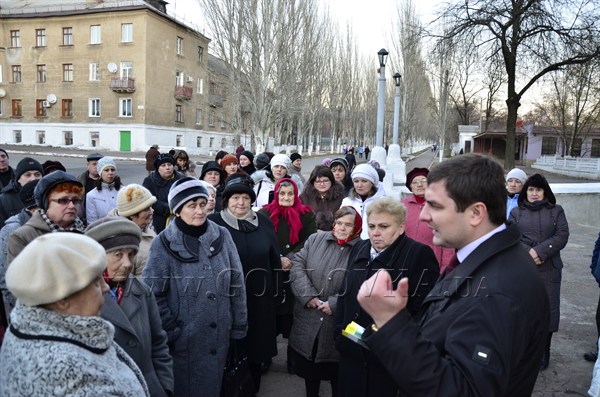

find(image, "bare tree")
[481,53,506,130]
[438,0,600,169]
[532,62,600,156]
[448,38,482,126]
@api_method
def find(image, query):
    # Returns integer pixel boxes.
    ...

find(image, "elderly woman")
[86,217,173,397]
[334,197,439,397]
[329,157,352,196]
[509,173,569,371]
[142,153,183,233]
[289,206,363,397]
[7,171,86,263]
[300,166,345,231]
[341,163,386,239]
[208,173,283,393]
[86,156,122,224]
[143,177,247,397]
[0,233,149,396]
[259,178,316,371]
[401,167,455,272]
[200,160,226,212]
[107,183,157,277]
[253,154,304,210]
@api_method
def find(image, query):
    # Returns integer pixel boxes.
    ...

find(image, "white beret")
[6,233,107,306]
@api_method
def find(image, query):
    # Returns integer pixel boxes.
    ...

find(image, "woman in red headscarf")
[258,178,317,371]
[288,206,362,397]
[401,167,455,272]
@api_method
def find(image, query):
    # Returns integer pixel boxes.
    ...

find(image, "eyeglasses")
[315,179,331,185]
[411,179,428,186]
[50,197,83,206]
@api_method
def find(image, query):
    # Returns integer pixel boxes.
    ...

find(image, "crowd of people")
[0,143,590,397]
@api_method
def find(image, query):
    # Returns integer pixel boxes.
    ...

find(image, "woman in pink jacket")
[401,167,455,272]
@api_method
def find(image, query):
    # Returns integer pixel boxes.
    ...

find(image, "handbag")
[220,340,255,397]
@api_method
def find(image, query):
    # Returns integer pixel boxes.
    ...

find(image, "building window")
[120,61,133,79]
[62,99,73,117]
[196,108,202,125]
[90,131,100,147]
[10,30,20,47]
[0,65,3,83]
[36,99,47,117]
[175,70,183,86]
[63,64,74,82]
[36,29,46,47]
[208,111,215,126]
[64,131,73,145]
[37,64,47,83]
[541,136,557,155]
[176,36,183,55]
[14,131,22,143]
[197,78,203,94]
[175,105,183,122]
[221,137,227,147]
[37,131,46,145]
[63,27,73,45]
[571,138,583,157]
[176,135,183,146]
[89,63,100,81]
[209,137,215,147]
[12,65,22,83]
[90,25,101,44]
[220,117,226,129]
[196,136,202,147]
[198,46,204,63]
[12,99,22,117]
[209,82,217,95]
[119,98,132,117]
[121,23,133,43]
[89,98,101,117]
[592,139,600,158]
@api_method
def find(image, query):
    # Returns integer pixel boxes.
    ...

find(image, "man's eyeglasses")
[50,197,83,206]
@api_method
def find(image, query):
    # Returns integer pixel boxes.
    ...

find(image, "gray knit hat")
[168,177,209,214]
[85,217,141,253]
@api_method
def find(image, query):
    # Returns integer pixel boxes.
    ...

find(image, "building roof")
[474,129,526,139]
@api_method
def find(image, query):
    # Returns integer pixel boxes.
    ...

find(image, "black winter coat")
[142,171,183,233]
[364,223,550,397]
[334,233,439,397]
[208,211,283,363]
[0,181,23,228]
[299,182,344,231]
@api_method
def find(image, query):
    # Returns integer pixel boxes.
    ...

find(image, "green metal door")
[120,130,131,151]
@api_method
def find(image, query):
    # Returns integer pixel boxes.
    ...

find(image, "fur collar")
[302,181,344,202]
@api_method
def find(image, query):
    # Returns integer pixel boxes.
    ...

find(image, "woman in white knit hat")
[340,163,386,239]
[106,183,158,277]
[86,156,123,224]
[0,233,150,396]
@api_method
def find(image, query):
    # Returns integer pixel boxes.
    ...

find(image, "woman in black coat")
[142,154,182,233]
[208,173,284,393]
[334,197,439,397]
[299,166,345,231]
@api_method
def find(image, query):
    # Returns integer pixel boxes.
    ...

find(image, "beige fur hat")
[117,184,157,217]
[6,233,107,306]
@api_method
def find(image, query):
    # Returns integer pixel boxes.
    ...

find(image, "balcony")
[175,85,193,101]
[110,77,135,93]
[209,94,224,108]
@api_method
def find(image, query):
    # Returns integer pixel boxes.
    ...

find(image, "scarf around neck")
[220,207,259,231]
[264,178,312,245]
[333,206,363,246]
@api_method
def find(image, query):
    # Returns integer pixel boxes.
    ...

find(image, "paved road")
[2,144,598,396]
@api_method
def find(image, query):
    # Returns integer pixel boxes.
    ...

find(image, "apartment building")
[0,0,236,154]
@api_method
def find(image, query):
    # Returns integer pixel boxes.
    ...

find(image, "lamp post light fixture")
[392,72,401,145]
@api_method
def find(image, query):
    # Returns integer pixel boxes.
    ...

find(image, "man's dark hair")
[428,154,506,226]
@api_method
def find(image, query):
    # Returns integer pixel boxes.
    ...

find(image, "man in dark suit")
[357,154,550,396]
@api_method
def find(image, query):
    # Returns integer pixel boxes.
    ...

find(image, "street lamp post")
[392,73,401,145]
[371,48,389,167]
[386,72,406,184]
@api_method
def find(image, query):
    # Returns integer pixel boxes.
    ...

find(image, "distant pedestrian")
[345,150,356,173]
[364,146,370,160]
[358,146,364,159]
[145,145,160,174]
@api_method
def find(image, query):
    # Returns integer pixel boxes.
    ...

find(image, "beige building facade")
[0,0,236,154]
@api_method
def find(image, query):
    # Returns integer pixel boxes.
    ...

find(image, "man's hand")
[358,270,409,329]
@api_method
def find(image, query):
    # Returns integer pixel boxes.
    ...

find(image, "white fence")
[533,156,600,180]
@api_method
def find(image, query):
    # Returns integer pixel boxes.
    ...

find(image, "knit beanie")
[220,154,239,169]
[96,156,117,175]
[15,157,43,182]
[240,150,254,163]
[223,173,256,203]
[406,167,429,190]
[19,179,40,209]
[154,153,175,170]
[506,168,527,183]
[351,163,379,186]
[290,153,302,162]
[270,154,291,170]
[0,148,8,158]
[168,177,209,214]
[86,152,104,162]
[117,184,157,217]
[6,233,107,306]
[42,160,66,175]
[254,153,271,170]
[200,161,226,181]
[34,170,83,210]
[329,157,348,172]
[85,217,142,253]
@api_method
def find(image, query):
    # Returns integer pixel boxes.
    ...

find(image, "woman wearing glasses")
[299,166,345,231]
[7,171,86,263]
[401,167,455,272]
